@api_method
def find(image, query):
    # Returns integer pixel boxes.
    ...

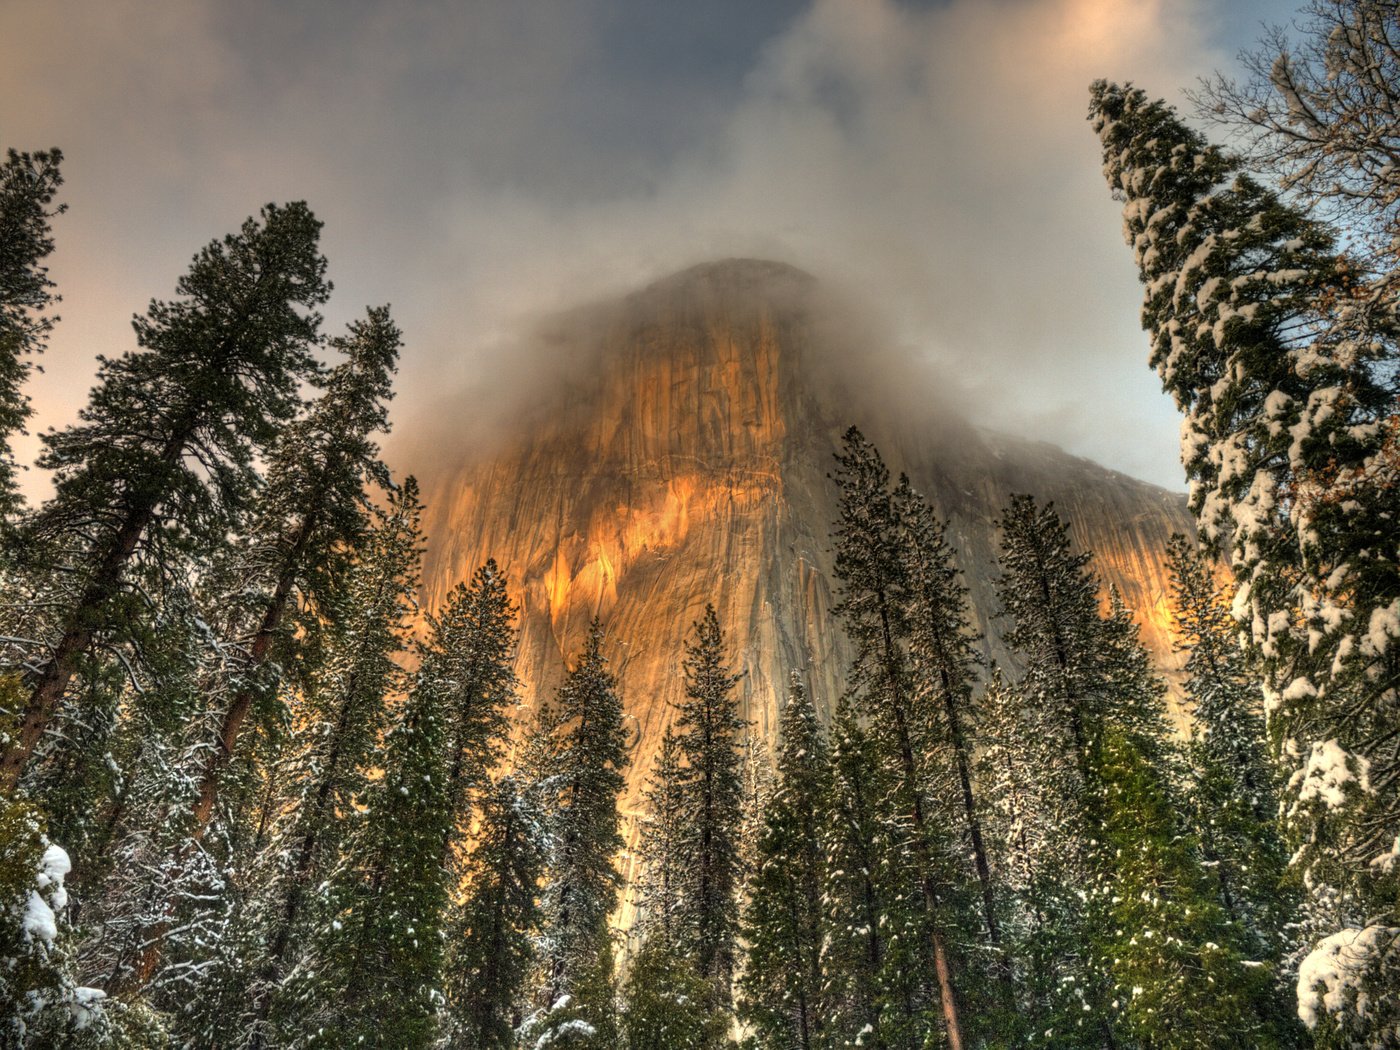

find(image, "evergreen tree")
[0,145,64,517]
[819,698,936,1050]
[185,304,401,841]
[103,304,401,996]
[1089,726,1297,1049]
[974,667,1067,1044]
[632,726,689,953]
[738,672,830,1050]
[290,655,453,1046]
[994,495,1149,1046]
[1166,535,1292,957]
[830,426,969,1049]
[2,201,331,789]
[997,496,1291,1047]
[674,604,746,1017]
[232,478,423,1046]
[534,621,628,1037]
[893,477,1000,954]
[0,790,108,1045]
[424,561,518,865]
[621,935,728,1050]
[444,774,545,1050]
[1090,81,1399,1041]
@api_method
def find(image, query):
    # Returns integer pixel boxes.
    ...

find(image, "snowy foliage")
[1091,77,1400,1042]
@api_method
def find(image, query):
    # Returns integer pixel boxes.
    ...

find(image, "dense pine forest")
[2,1,1398,1047]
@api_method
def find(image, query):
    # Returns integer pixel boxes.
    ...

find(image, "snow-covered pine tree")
[1089,725,1298,1049]
[738,731,773,897]
[0,145,64,518]
[997,496,1290,1047]
[673,604,745,1018]
[994,494,1143,1045]
[0,757,109,1044]
[289,646,454,1046]
[893,476,1001,954]
[819,696,935,1050]
[632,726,688,953]
[1090,80,1399,1042]
[738,671,831,1050]
[973,666,1064,1043]
[620,933,729,1050]
[216,477,423,1047]
[1165,535,1293,959]
[184,304,401,842]
[530,620,628,1045]
[830,426,970,1049]
[443,774,545,1049]
[423,561,518,866]
[292,555,518,1040]
[2,202,331,789]
[103,305,401,996]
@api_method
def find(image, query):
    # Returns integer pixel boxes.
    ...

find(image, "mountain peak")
[421,263,1192,922]
[624,257,817,315]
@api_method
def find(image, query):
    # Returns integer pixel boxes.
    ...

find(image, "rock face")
[420,258,1194,892]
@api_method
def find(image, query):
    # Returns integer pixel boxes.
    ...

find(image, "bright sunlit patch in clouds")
[0,0,1274,496]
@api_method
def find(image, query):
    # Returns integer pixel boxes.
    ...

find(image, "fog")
[0,0,1282,496]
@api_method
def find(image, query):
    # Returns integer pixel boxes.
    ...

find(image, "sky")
[0,0,1294,493]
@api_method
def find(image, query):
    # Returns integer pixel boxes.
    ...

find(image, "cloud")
[0,0,1250,498]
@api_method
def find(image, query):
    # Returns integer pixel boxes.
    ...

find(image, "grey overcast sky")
[0,0,1292,493]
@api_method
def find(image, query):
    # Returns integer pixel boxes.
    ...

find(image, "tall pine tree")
[444,774,545,1049]
[1090,80,1399,1041]
[533,621,628,1041]
[2,202,331,788]
[674,604,745,1020]
[830,426,970,1049]
[738,671,830,1050]
[0,145,64,517]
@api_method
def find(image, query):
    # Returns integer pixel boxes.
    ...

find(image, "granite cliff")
[418,258,1195,891]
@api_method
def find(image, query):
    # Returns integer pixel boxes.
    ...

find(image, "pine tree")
[533,621,628,1039]
[738,671,830,1050]
[830,426,969,1049]
[632,726,688,953]
[444,774,545,1050]
[819,698,935,1050]
[1090,81,1399,1041]
[102,304,401,996]
[1165,536,1292,957]
[2,201,331,789]
[894,477,1000,954]
[423,561,518,864]
[290,660,453,1046]
[230,478,423,1046]
[674,604,746,1018]
[0,789,108,1045]
[974,667,1066,1044]
[996,495,1292,1047]
[621,935,729,1050]
[0,145,64,517]
[1089,725,1298,1049]
[185,304,401,841]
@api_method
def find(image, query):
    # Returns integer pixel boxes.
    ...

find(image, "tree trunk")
[3,501,154,788]
[876,594,967,1050]
[189,511,316,839]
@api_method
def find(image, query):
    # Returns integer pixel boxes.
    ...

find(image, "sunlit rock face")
[420,258,1194,893]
